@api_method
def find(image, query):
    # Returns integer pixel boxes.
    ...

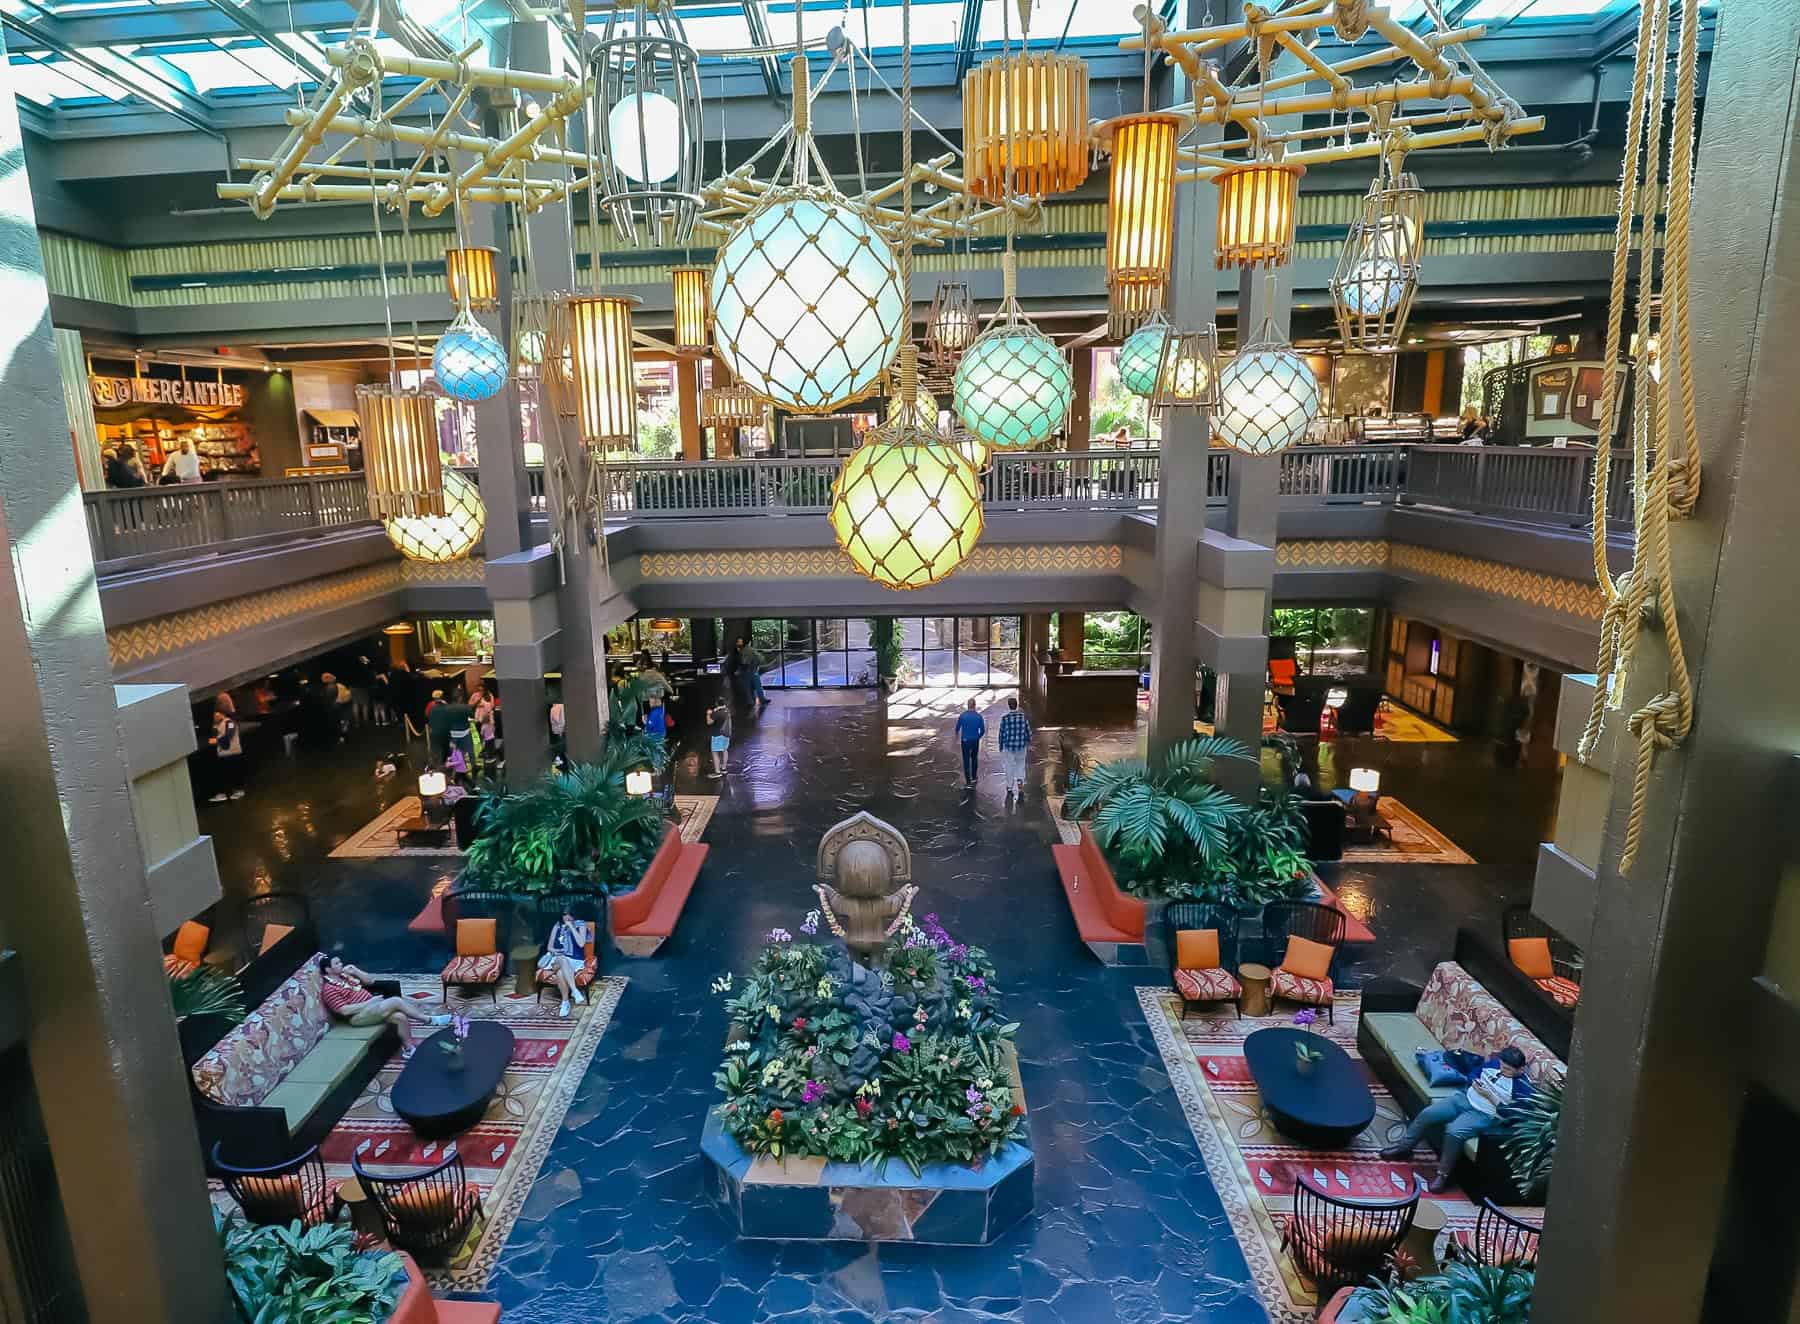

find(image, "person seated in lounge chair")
[316,956,448,1049]
[1381,1045,1534,1193]
[538,911,591,1019]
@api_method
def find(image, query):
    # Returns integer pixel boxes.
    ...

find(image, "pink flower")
[792,1017,808,1031]
[892,1032,911,1054]
[854,1097,872,1118]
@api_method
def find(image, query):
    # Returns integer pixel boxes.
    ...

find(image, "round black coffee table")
[391,1022,515,1139]
[1242,1027,1376,1147]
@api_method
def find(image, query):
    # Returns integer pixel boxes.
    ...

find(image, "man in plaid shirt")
[997,695,1033,799]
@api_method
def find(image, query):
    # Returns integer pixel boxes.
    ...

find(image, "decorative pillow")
[1176,928,1221,971]
[456,918,498,957]
[1508,936,1554,981]
[259,923,294,955]
[1416,1048,1483,1087]
[1282,934,1335,981]
[172,920,210,965]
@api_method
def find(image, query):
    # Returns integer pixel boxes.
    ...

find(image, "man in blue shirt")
[1381,1044,1535,1192]
[954,698,986,786]
[997,696,1033,799]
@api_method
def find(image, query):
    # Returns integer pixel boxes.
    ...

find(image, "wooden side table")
[1239,963,1273,1017]
[512,940,541,997]
[335,1175,387,1243]
[1402,1198,1448,1275]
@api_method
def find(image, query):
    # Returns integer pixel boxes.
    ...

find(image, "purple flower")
[892,1032,911,1054]
[801,1079,825,1105]
[1292,1008,1318,1030]
[965,1085,984,1105]
[966,975,986,991]
[767,927,793,943]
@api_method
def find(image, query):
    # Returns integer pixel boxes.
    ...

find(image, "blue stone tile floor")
[197,687,1555,1322]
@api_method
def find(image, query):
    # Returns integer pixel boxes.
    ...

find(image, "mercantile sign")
[89,375,247,409]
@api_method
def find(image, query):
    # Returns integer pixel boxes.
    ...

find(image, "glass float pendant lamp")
[1214,280,1320,455]
[444,246,499,313]
[384,463,486,563]
[1118,302,1172,398]
[962,48,1089,204]
[953,253,1073,451]
[593,0,704,246]
[1330,142,1424,352]
[671,264,711,356]
[709,49,906,414]
[1099,112,1183,338]
[433,308,509,403]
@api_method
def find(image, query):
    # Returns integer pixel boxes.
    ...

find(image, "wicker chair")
[1281,1173,1419,1298]
[213,1143,340,1229]
[1454,1197,1542,1267]
[1502,906,1583,1008]
[1262,900,1348,1023]
[1163,902,1242,1019]
[352,1151,484,1266]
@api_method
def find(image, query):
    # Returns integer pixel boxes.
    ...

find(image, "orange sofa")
[389,1253,500,1323]
[1050,826,1148,964]
[609,824,709,957]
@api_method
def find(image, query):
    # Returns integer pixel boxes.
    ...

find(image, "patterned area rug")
[337,795,718,860]
[1136,986,1538,1321]
[1341,797,1474,865]
[210,975,625,1293]
[1376,709,1457,743]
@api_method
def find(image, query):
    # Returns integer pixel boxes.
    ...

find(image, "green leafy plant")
[1359,1262,1534,1324]
[1063,736,1250,885]
[219,1216,405,1324]
[168,964,247,1025]
[1219,787,1315,908]
[868,617,905,682]
[1499,1076,1563,1198]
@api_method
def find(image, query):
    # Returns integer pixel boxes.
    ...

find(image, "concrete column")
[677,358,703,460]
[0,42,230,1320]
[1058,613,1086,669]
[1536,8,1800,1319]
[1069,346,1093,449]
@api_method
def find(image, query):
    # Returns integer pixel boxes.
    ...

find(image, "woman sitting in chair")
[538,911,591,1019]
[317,955,448,1048]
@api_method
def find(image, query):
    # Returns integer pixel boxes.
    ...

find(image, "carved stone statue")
[813,811,917,966]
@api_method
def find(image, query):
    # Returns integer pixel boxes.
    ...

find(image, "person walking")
[707,697,732,778]
[207,706,246,801]
[107,443,147,489]
[644,694,669,753]
[160,438,203,484]
[997,695,1033,799]
[954,697,986,786]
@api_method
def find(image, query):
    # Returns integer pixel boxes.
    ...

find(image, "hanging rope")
[1577,0,1705,876]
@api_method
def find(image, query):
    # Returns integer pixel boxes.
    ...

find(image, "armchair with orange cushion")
[1163,902,1242,1019]
[441,917,505,1006]
[1502,907,1582,1012]
[534,901,601,1007]
[163,919,211,980]
[352,1151,483,1268]
[1263,900,1347,1024]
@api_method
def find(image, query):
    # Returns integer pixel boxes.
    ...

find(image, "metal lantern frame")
[444,245,500,312]
[1214,159,1305,269]
[511,290,555,381]
[925,280,977,369]
[1329,160,1425,352]
[671,264,712,356]
[1212,315,1321,455]
[593,0,705,247]
[1099,112,1185,337]
[1151,323,1222,413]
[357,383,444,519]
[962,48,1090,203]
[545,292,640,452]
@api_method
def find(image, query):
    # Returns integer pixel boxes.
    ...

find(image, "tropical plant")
[868,617,905,682]
[1358,1262,1534,1324]
[1219,787,1315,907]
[1499,1076,1563,1198]
[168,964,247,1025]
[219,1216,405,1324]
[1063,737,1250,883]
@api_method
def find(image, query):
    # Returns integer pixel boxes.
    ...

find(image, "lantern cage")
[1329,167,1424,352]
[593,1,705,247]
[1099,112,1184,337]
[1212,318,1321,455]
[1214,160,1305,270]
[962,49,1090,204]
[511,291,555,381]
[1151,323,1222,413]
[545,292,640,451]
[357,383,444,519]
[444,246,500,313]
[383,463,486,563]
[925,281,978,368]
[672,264,712,356]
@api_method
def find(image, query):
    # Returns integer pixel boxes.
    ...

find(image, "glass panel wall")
[746,619,879,687]
[1268,606,1378,677]
[892,616,1024,688]
[1070,611,1152,672]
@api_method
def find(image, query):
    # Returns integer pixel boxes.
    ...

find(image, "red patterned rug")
[211,974,624,1294]
[1137,986,1539,1322]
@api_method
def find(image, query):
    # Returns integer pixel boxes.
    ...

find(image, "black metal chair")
[1281,1173,1419,1298]
[352,1151,484,1266]
[1262,900,1348,1023]
[1502,906,1583,1007]
[1163,902,1242,1019]
[1453,1197,1542,1267]
[213,1142,340,1229]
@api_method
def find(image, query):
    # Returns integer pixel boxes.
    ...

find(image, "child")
[707,699,732,778]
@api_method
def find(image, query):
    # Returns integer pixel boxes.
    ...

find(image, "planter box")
[701,1110,1034,1244]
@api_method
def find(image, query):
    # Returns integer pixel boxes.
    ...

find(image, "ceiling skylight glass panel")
[839,4,963,50]
[149,46,296,93]
[680,10,756,55]
[6,55,129,103]
[1513,0,1622,16]
[976,0,1135,44]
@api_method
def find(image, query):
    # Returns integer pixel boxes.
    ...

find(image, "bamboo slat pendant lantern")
[700,381,763,429]
[357,384,444,519]
[672,264,712,356]
[444,246,500,312]
[1215,159,1305,269]
[962,49,1090,203]
[1151,324,1221,413]
[1101,112,1183,337]
[1330,145,1425,352]
[546,292,640,451]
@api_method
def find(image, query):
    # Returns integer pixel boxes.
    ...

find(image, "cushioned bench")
[1051,826,1148,965]
[610,823,709,957]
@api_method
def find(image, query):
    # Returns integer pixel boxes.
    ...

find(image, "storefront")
[88,357,301,483]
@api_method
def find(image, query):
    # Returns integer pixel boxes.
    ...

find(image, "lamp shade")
[1152,324,1221,412]
[953,325,1072,450]
[829,429,984,590]
[1118,310,1172,398]
[594,1,703,245]
[1213,325,1320,455]
[647,617,680,632]
[1215,161,1305,269]
[357,384,443,519]
[625,767,654,796]
[672,264,711,355]
[962,50,1089,202]
[547,292,639,450]
[1103,114,1182,335]
[418,770,448,797]
[886,382,940,431]
[925,281,977,366]
[445,246,499,312]
[433,310,508,403]
[701,381,763,429]
[1348,767,1380,794]
[710,187,906,413]
[383,463,485,563]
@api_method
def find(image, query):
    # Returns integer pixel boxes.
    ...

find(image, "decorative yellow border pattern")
[1276,539,1605,621]
[1274,538,1391,568]
[637,544,1124,580]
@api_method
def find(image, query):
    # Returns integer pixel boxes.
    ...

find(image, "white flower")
[816,976,834,999]
[710,973,734,994]
[766,1004,781,1021]
[762,1058,785,1082]
[976,1076,993,1090]
[958,1000,972,1019]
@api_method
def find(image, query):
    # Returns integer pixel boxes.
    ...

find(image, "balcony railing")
[83,444,1632,568]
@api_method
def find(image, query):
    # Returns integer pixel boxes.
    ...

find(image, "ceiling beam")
[739,0,783,104]
[0,0,354,53]
[952,0,981,81]
[1,8,220,135]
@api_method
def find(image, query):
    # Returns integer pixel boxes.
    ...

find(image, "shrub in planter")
[1499,1076,1563,1200]
[1353,1262,1535,1324]
[712,912,1022,1175]
[219,1215,406,1324]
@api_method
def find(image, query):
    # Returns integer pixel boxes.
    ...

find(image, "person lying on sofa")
[1380,1045,1534,1192]
[317,955,450,1050]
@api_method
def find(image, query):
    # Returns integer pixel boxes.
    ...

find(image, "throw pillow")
[1415,1049,1471,1087]
[1508,936,1555,980]
[259,923,294,955]
[171,920,210,965]
[1176,928,1221,971]
[1282,934,1335,981]
[456,917,498,957]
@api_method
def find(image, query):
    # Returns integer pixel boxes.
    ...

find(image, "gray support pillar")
[0,44,230,1321]
[1535,7,1800,1319]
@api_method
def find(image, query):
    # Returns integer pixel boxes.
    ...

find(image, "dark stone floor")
[196,690,1556,1322]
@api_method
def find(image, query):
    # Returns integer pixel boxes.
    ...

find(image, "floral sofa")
[179,935,400,1168]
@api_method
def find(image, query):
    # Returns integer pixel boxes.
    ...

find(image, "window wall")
[1064,611,1152,672]
[749,619,877,687]
[893,617,1021,688]
[1268,606,1378,677]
